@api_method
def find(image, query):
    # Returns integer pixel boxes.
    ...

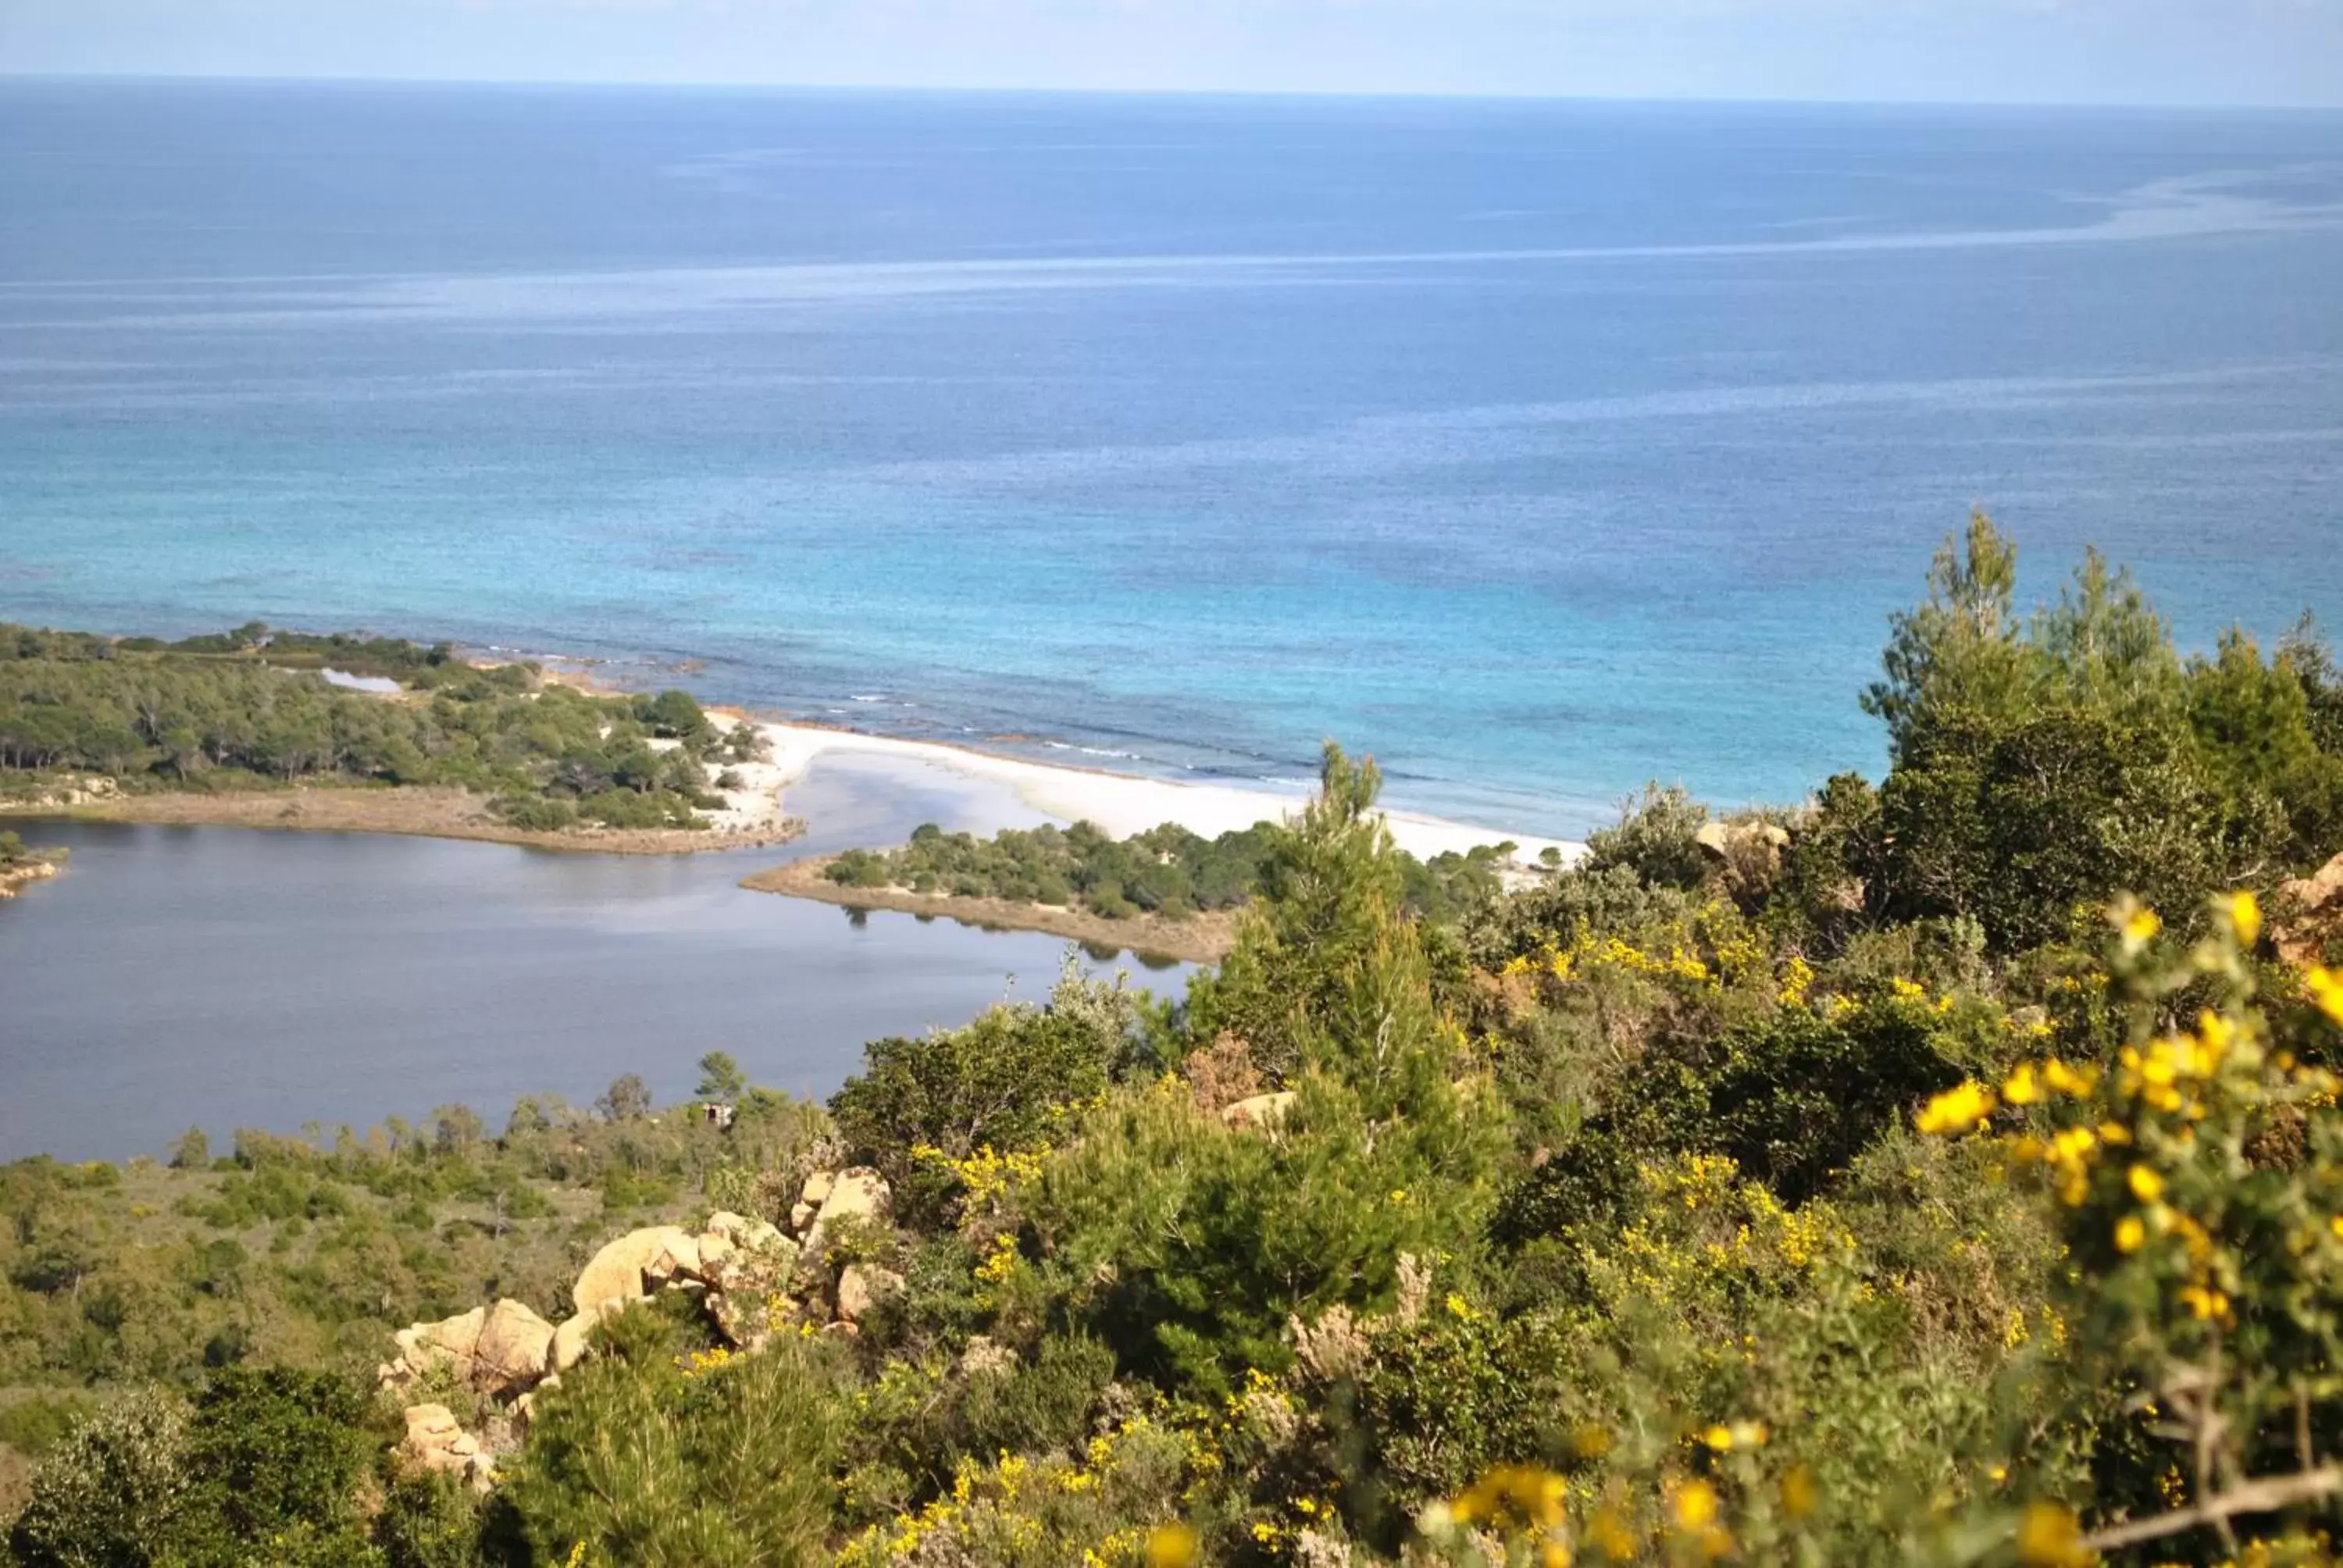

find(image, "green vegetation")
[9,517,2343,1565]
[0,622,756,831]
[824,815,1515,924]
[0,834,59,873]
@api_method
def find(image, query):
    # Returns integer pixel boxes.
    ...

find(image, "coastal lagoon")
[0,760,1190,1162]
[5,86,2341,836]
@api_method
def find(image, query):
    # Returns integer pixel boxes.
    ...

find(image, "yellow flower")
[1915,1081,1997,1135]
[1584,1506,1636,1560]
[2127,1165,2164,1203]
[2002,1062,2043,1106]
[1671,1480,1718,1531]
[2177,1285,2233,1323]
[2309,966,2343,1026]
[2041,1059,2094,1096]
[1143,1524,1199,1566]
[2114,1215,2145,1253]
[1701,1424,1733,1451]
[2120,906,2162,951]
[2227,890,2262,947]
[2014,1501,2094,1566]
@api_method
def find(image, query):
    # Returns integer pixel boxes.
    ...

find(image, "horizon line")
[4,69,2341,116]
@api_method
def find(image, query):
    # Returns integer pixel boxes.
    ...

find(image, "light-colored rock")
[695,1231,736,1274]
[421,1305,487,1360]
[836,1263,905,1323]
[551,1314,592,1374]
[401,1403,472,1476]
[392,1305,486,1382]
[2277,850,2343,963]
[801,1171,836,1209]
[789,1202,815,1232]
[473,1299,557,1392]
[646,1234,702,1285]
[801,1168,890,1264]
[1221,1091,1299,1130]
[573,1224,695,1315]
[703,1210,752,1244]
[742,1219,787,1253]
[1695,819,1791,857]
[958,1336,1018,1379]
[551,1302,620,1374]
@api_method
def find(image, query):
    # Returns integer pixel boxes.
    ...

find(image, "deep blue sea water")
[4,83,2341,835]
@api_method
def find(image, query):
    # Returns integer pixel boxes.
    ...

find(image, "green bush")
[7,1388,192,1568]
[501,1339,847,1567]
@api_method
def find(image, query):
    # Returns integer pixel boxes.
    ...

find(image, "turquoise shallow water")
[3,84,2341,835]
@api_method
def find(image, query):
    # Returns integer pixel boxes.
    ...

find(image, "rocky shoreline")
[0,857,60,901]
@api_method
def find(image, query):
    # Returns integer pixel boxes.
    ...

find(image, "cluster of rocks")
[385,1167,900,1488]
[0,857,59,901]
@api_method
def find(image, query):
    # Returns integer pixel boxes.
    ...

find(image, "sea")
[5,82,2340,837]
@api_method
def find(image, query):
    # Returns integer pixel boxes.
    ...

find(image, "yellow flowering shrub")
[1919,895,2343,1560]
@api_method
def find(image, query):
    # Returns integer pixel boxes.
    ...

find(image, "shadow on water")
[0,757,1193,1163]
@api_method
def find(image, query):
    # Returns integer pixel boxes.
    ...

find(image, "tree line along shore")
[9,516,2343,1564]
[0,618,1551,956]
[0,622,796,855]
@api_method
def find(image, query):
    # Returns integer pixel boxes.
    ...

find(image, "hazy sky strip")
[4,0,2343,106]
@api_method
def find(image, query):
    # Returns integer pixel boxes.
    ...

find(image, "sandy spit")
[739,718,1582,864]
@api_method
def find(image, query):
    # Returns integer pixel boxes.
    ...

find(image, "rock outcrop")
[473,1299,556,1392]
[2277,851,2343,964]
[837,1263,905,1324]
[799,1167,890,1265]
[401,1402,493,1491]
[1221,1091,1299,1131]
[572,1224,697,1315]
[384,1171,897,1490]
[0,859,60,901]
[390,1306,485,1384]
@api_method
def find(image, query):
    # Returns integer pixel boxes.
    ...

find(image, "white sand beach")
[714,715,1581,864]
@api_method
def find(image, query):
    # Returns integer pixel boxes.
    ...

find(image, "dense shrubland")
[823,817,1517,925]
[0,622,752,830]
[10,516,2343,1565]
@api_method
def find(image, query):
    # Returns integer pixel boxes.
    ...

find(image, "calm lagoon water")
[3,84,2340,834]
[0,761,1188,1163]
